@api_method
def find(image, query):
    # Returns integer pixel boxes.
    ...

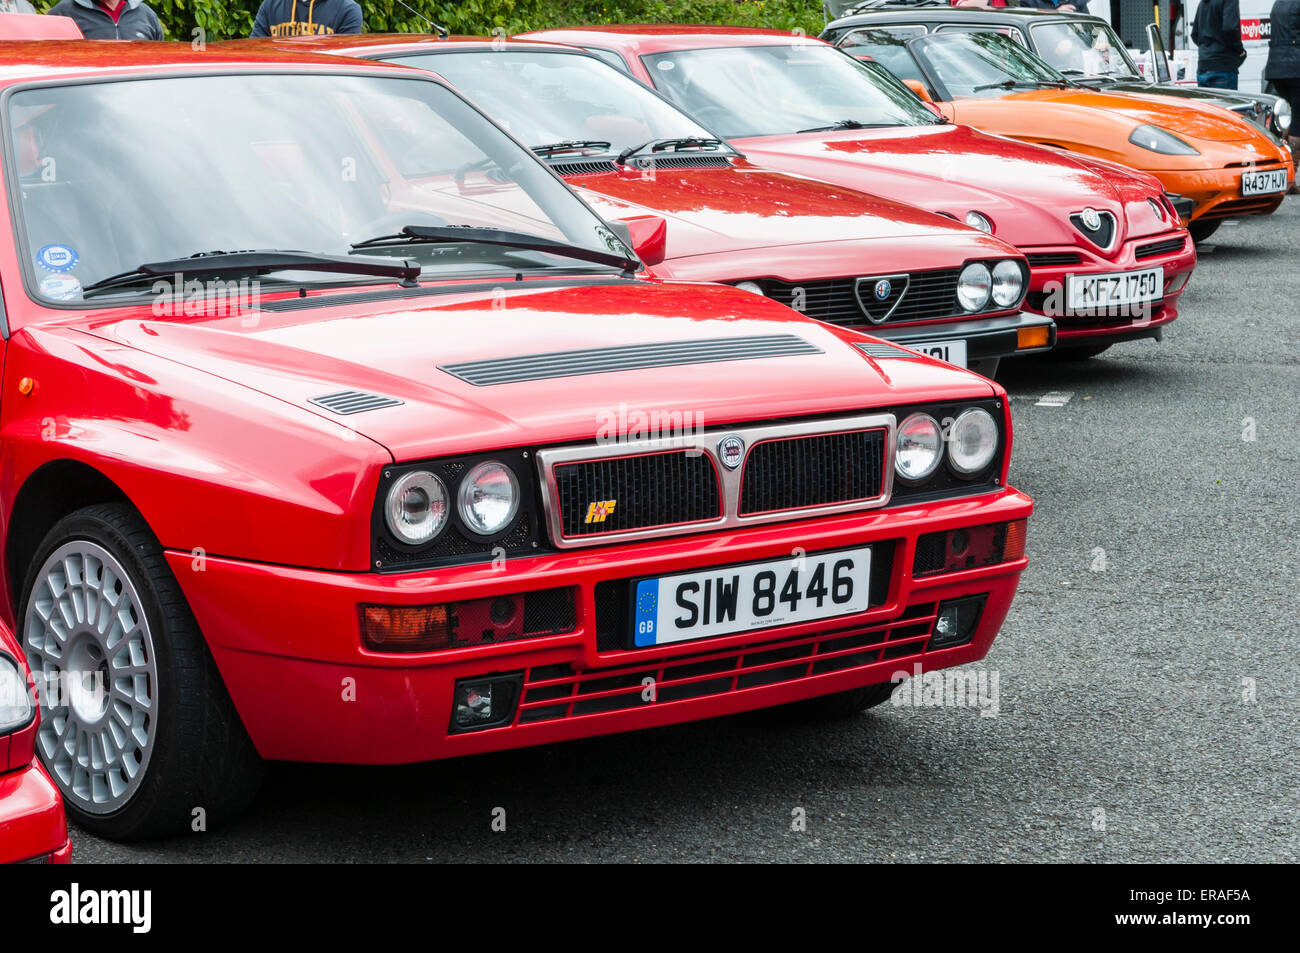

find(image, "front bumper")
[869,311,1055,362]
[0,759,71,864]
[1021,228,1197,344]
[171,488,1033,765]
[1155,162,1292,222]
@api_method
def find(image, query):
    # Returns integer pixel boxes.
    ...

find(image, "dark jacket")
[1265,0,1300,79]
[250,0,362,37]
[1192,0,1248,72]
[1018,0,1090,12]
[47,0,163,40]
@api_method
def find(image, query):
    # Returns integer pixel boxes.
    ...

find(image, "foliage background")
[33,0,827,45]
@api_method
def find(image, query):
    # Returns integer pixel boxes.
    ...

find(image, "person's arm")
[149,7,165,40]
[337,1,363,34]
[250,1,271,38]
[1223,0,1247,61]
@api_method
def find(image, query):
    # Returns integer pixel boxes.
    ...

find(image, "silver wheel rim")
[23,540,158,815]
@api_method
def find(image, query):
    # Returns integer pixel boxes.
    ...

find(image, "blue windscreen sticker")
[37,244,79,273]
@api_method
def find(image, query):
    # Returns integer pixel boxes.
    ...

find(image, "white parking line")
[1036,391,1073,407]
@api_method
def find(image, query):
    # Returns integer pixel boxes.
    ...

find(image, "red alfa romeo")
[520,25,1199,360]
[1,43,1032,839]
[244,34,1052,377]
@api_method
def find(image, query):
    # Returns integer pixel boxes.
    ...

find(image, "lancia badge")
[718,434,745,470]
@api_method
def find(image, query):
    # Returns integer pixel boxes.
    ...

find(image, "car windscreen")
[1029,19,1142,81]
[6,72,629,303]
[641,43,939,138]
[387,50,720,157]
[837,28,933,86]
[909,31,1068,99]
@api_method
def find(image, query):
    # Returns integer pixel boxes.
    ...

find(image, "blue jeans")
[1197,70,1239,90]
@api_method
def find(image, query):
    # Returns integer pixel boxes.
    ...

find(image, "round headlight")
[957,263,992,312]
[948,408,999,476]
[386,471,449,545]
[458,461,520,536]
[965,210,993,233]
[0,655,32,733]
[1274,97,1292,135]
[734,281,765,295]
[895,413,943,483]
[990,260,1024,308]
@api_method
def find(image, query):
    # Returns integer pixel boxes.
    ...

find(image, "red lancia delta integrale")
[0,43,1031,839]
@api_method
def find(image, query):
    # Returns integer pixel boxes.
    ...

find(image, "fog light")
[451,674,522,732]
[1017,325,1051,351]
[930,595,986,649]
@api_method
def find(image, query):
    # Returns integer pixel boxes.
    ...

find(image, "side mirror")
[609,215,667,268]
[904,79,934,103]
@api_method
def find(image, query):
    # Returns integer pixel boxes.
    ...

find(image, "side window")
[583,47,633,74]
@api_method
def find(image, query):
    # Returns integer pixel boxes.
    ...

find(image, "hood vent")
[627,155,732,170]
[552,159,619,176]
[855,341,921,360]
[441,334,821,386]
[309,390,404,415]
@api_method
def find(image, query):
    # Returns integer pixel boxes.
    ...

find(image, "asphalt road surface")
[74,198,1300,863]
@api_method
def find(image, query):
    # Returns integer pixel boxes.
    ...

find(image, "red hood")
[557,160,1021,280]
[92,281,992,462]
[736,123,1169,249]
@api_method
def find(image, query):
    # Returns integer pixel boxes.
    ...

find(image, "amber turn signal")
[1003,518,1027,562]
[359,605,451,652]
[1016,326,1051,351]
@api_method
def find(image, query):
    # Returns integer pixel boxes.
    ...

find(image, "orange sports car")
[836,28,1293,243]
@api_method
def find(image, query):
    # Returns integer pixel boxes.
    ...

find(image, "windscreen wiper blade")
[81,249,422,298]
[971,78,1070,92]
[615,137,726,165]
[796,119,891,133]
[350,225,639,276]
[531,140,613,157]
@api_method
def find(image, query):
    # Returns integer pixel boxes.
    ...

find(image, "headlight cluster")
[375,451,539,571]
[1129,124,1200,156]
[895,406,1001,487]
[964,210,993,233]
[0,654,32,733]
[958,260,1025,312]
[1274,97,1292,136]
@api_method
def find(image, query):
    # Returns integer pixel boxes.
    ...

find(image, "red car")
[520,25,1199,360]
[0,620,71,863]
[1,43,1032,839]
[244,34,1052,377]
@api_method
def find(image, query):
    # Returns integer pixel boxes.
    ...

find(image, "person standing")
[1192,0,1247,89]
[0,1,38,13]
[46,0,165,39]
[1265,0,1300,120]
[250,0,362,37]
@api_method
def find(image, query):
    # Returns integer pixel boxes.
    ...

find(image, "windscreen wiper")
[350,225,639,276]
[81,249,422,298]
[971,78,1071,92]
[615,137,726,165]
[796,119,892,134]
[531,140,613,157]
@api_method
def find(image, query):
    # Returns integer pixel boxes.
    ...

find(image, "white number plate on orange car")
[1241,169,1288,196]
[632,547,872,647]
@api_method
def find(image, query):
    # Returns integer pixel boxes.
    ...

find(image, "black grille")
[764,269,961,327]
[1025,252,1083,267]
[628,155,732,170]
[554,450,721,538]
[1069,211,1116,250]
[740,429,886,515]
[552,159,618,176]
[1135,236,1187,260]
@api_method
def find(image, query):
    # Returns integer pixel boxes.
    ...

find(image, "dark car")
[822,5,1293,142]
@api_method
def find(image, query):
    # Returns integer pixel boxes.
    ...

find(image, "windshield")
[911,32,1068,99]
[390,49,721,155]
[641,43,940,138]
[7,73,629,304]
[1029,20,1141,81]
[838,28,935,87]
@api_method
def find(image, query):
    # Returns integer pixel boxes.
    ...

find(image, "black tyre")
[802,682,897,719]
[1189,219,1221,243]
[20,503,262,840]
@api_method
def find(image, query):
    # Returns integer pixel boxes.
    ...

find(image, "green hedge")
[35,0,827,44]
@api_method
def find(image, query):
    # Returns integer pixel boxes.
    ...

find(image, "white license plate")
[1067,267,1163,311]
[1241,168,1288,196]
[632,547,872,647]
[907,339,967,368]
